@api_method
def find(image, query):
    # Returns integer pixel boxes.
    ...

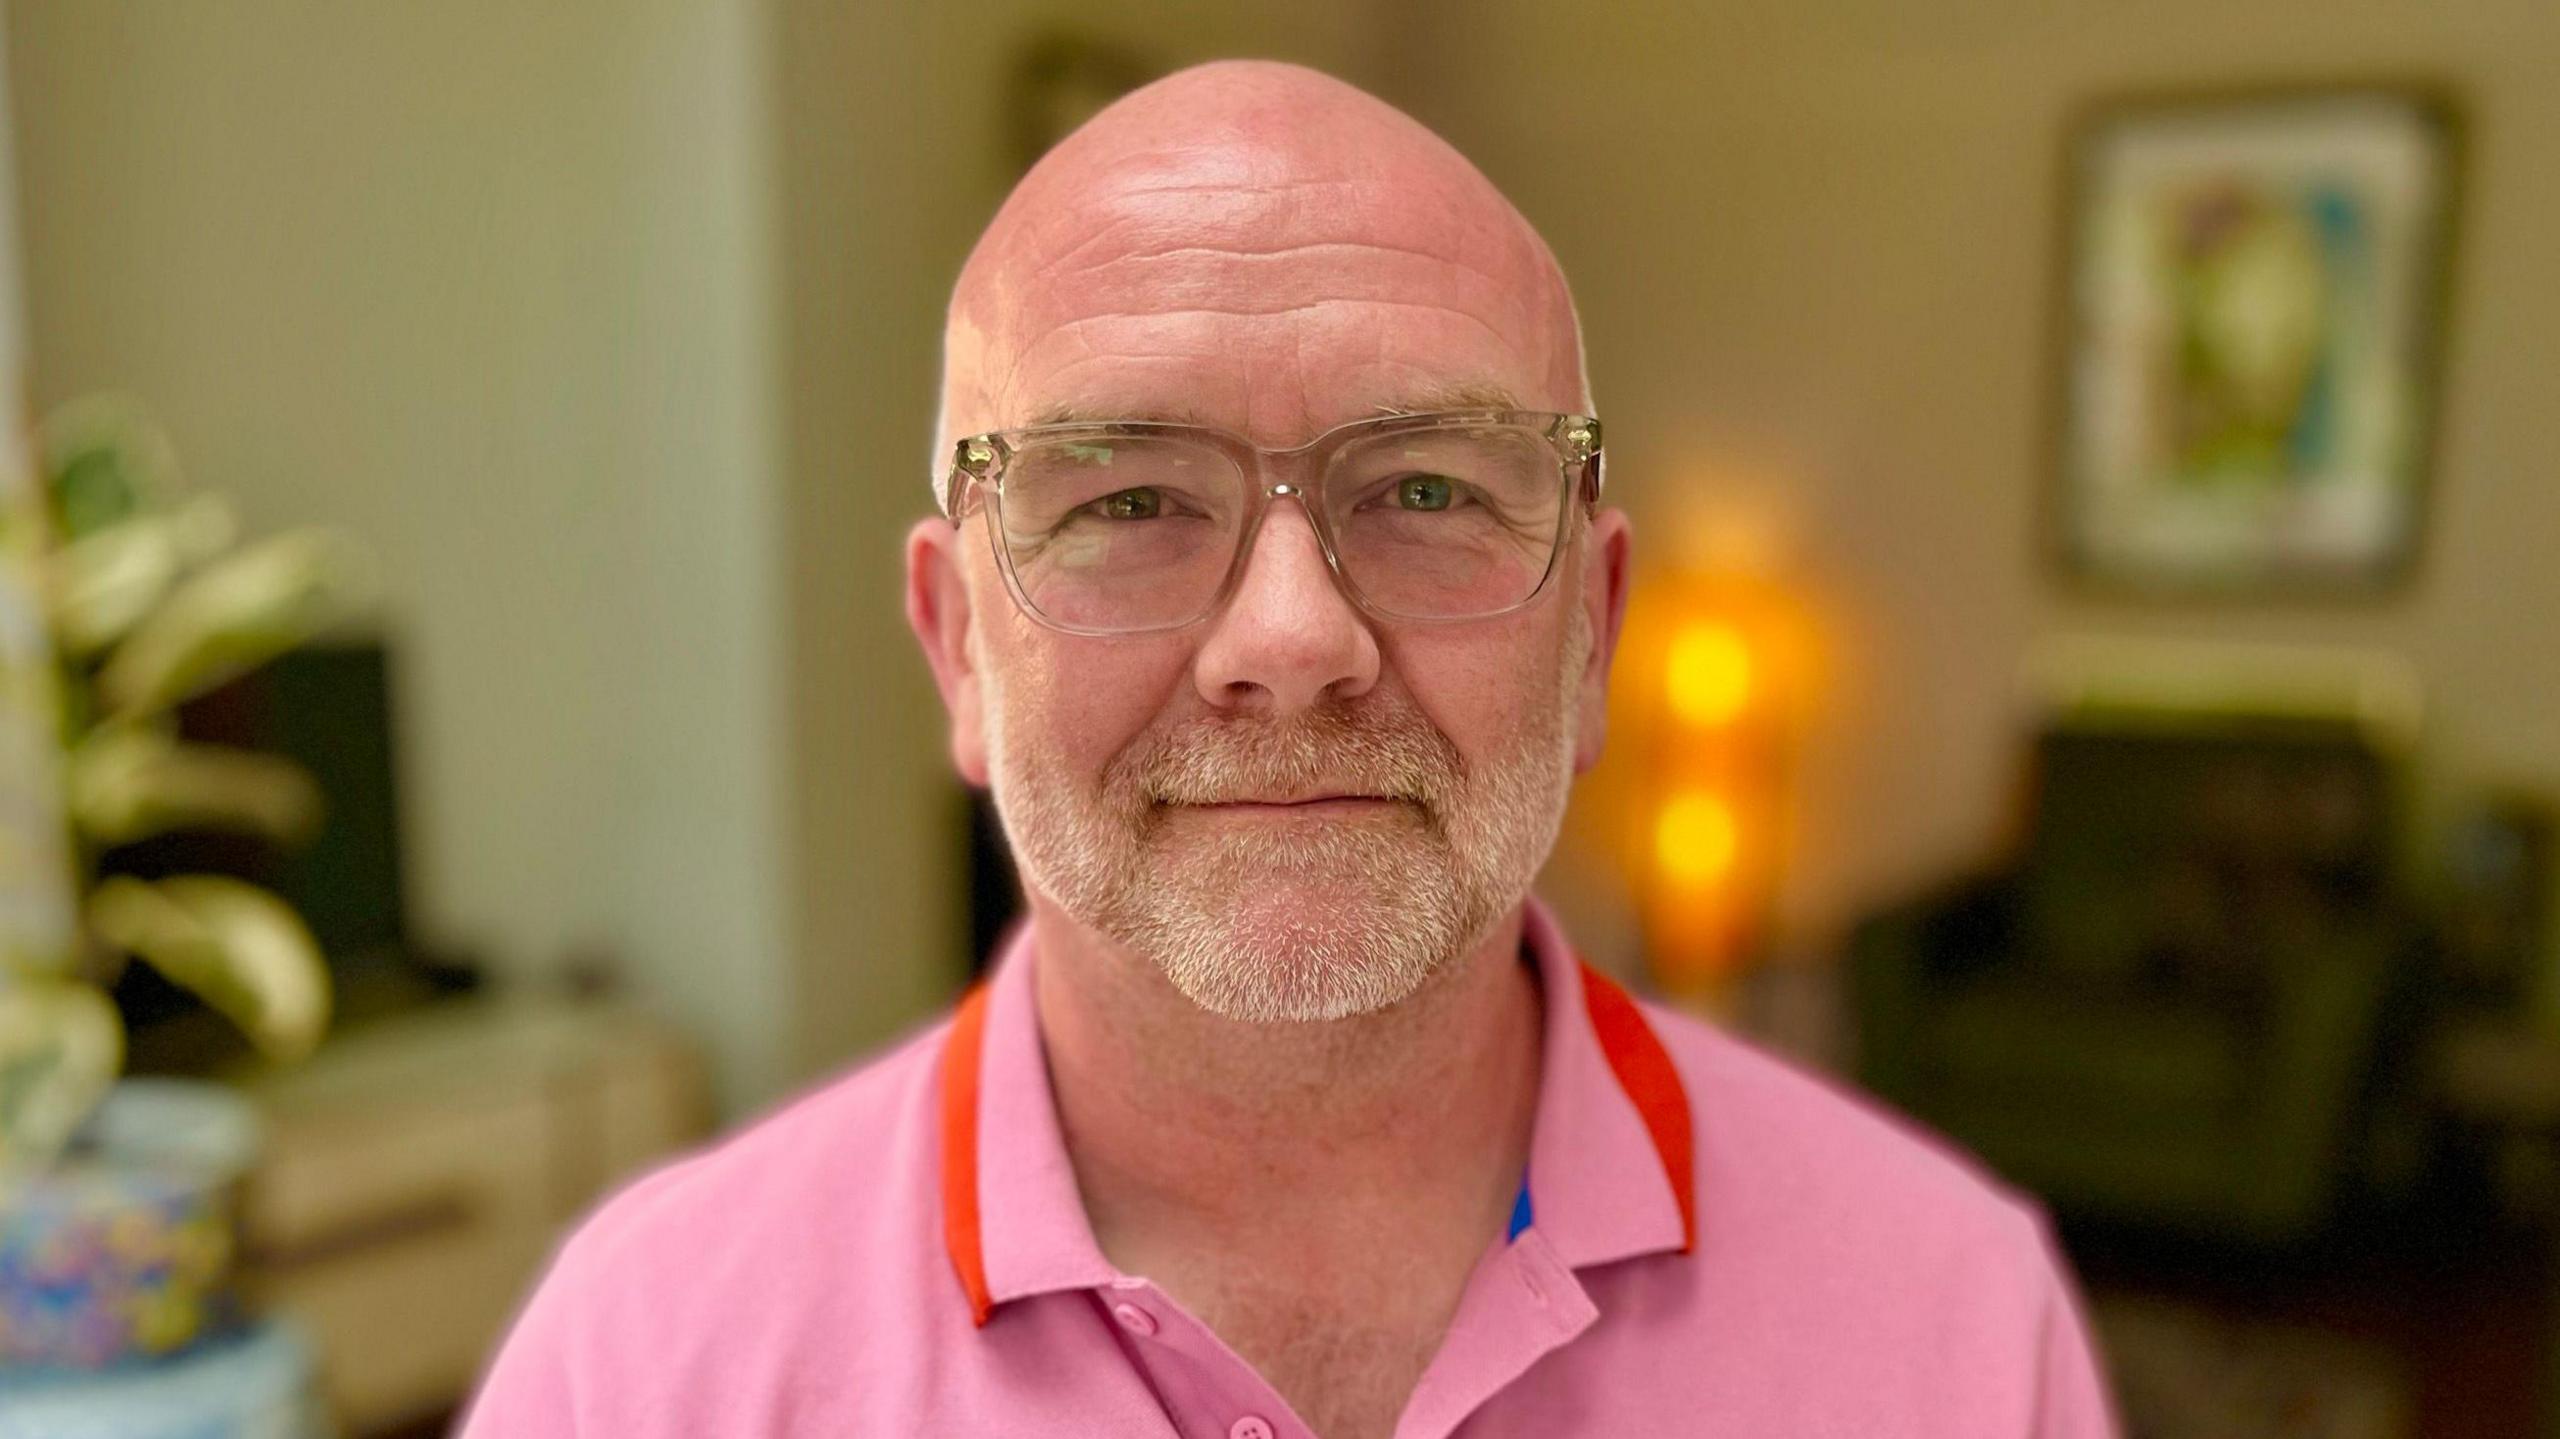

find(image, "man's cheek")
[1060,702,1151,782]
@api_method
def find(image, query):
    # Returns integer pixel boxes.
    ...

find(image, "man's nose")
[1191,496,1380,715]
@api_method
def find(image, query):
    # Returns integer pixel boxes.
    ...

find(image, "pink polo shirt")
[461,900,2119,1436]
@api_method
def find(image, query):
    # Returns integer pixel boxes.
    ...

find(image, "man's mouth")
[1162,792,1410,817]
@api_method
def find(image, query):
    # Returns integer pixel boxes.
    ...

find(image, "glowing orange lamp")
[1604,573,1806,1007]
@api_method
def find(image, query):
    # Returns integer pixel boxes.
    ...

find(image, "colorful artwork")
[2055,89,2457,593]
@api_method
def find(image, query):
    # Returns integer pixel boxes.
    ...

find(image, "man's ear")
[905,517,990,787]
[1573,508,1634,775]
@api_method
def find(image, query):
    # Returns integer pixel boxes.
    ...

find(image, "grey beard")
[981,606,1587,1023]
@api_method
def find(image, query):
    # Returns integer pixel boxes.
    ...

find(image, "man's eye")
[1395,475,1458,511]
[1092,487,1163,520]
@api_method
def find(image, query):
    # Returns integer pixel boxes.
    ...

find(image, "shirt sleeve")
[453,1231,593,1438]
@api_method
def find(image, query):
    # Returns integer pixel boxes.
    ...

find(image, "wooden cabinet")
[233,998,709,1435]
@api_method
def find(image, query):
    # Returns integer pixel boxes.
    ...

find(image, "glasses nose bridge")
[1237,432,1332,500]
[1234,433,1339,533]
[1226,438,1355,601]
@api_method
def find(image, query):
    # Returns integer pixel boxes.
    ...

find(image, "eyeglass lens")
[991,424,1569,631]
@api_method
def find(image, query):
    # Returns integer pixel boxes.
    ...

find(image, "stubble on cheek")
[976,598,1590,1023]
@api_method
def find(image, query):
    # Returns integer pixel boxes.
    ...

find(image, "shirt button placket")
[1227,1417,1276,1439]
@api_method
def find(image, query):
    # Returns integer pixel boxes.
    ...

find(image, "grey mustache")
[1121,713,1459,809]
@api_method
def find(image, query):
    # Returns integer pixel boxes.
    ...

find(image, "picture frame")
[2048,85,2461,596]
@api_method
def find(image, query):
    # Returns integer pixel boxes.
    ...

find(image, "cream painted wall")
[1398,0,2560,968]
[7,0,793,1109]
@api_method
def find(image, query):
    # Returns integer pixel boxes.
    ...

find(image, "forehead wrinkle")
[1014,380,1526,434]
[1036,234,1502,292]
[1013,247,1537,351]
[1068,235,1488,269]
[1006,302,1532,410]
[988,126,1550,342]
[988,352,1252,432]
[1023,170,1528,295]
[1002,223,1552,406]
[1052,299,1523,338]
[978,292,1557,449]
[1027,166,1482,254]
[1024,255,1532,344]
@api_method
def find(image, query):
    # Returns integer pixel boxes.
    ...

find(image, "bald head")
[936,60,1587,471]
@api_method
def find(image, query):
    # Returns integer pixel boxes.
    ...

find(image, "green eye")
[1396,476,1456,511]
[1097,487,1161,520]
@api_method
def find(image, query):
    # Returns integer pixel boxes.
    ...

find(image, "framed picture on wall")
[2049,85,2460,595]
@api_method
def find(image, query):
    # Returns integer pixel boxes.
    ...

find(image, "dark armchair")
[1850,714,2415,1246]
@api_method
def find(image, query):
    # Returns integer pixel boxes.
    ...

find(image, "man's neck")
[1028,899,1543,1240]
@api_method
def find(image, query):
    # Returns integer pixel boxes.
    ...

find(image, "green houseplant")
[0,396,367,1365]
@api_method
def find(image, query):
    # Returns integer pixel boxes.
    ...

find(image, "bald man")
[462,62,2118,1438]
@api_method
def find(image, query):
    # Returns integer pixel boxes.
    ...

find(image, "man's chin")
[1159,948,1420,1025]
[1114,881,1462,1024]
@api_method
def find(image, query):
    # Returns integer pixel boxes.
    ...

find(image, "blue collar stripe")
[1506,1176,1535,1242]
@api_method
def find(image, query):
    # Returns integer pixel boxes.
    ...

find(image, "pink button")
[1229,1418,1275,1439]
[1110,1302,1158,1337]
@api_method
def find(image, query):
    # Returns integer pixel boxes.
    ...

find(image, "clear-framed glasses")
[935,409,1604,636]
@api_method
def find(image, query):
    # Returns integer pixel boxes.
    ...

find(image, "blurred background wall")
[1394,0,2560,969]
[9,0,798,1108]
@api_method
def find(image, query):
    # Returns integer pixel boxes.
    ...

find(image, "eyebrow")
[1370,380,1525,417]
[1018,381,1526,432]
[1020,400,1214,428]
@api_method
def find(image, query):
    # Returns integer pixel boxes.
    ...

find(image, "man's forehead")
[993,147,1514,288]
[965,65,1523,301]
[1016,380,1531,434]
[940,62,1586,451]
[970,164,1556,419]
